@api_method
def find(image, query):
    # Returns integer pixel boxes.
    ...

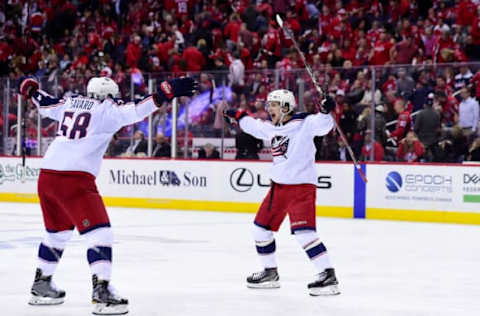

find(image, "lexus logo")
[230,168,254,192]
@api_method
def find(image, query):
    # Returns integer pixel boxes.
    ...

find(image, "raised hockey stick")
[21,1,32,167]
[276,14,367,183]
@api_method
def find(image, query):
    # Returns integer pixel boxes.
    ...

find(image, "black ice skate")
[246,267,280,289]
[308,268,340,296]
[28,268,66,305]
[92,275,128,315]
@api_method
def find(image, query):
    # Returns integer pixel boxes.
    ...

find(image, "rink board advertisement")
[0,157,353,218]
[96,160,354,218]
[0,156,479,224]
[365,164,480,224]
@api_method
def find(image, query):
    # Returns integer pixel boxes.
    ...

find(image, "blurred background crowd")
[1,0,480,162]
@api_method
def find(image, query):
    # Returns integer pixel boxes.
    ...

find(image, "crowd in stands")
[1,0,480,162]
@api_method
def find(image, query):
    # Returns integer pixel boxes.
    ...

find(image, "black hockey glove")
[18,76,39,99]
[320,95,336,114]
[153,77,198,107]
[223,108,247,126]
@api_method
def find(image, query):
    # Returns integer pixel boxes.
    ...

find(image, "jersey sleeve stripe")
[32,90,65,108]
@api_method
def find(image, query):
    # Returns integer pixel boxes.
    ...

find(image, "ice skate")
[246,267,280,289]
[308,268,340,296]
[28,268,66,305]
[92,275,128,315]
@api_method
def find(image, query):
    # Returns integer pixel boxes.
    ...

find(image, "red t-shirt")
[182,46,205,71]
[224,21,241,42]
[126,42,142,68]
[371,40,393,65]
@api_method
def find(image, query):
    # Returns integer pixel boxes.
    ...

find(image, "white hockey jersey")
[32,90,158,177]
[239,112,334,185]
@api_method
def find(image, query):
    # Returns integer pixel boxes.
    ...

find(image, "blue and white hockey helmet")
[266,89,296,114]
[87,77,119,100]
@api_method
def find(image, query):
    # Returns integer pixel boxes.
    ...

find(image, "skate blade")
[28,295,64,305]
[247,281,280,289]
[92,302,128,315]
[309,284,340,296]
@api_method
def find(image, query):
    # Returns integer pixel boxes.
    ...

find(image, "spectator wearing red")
[329,8,352,40]
[333,89,347,124]
[392,35,418,64]
[397,131,425,162]
[156,36,174,65]
[456,0,476,27]
[369,28,394,65]
[126,35,142,68]
[182,41,206,72]
[279,11,301,49]
[471,6,480,45]
[262,21,282,68]
[318,5,332,36]
[367,21,382,44]
[361,130,384,161]
[471,70,480,100]
[257,0,273,18]
[341,38,356,63]
[224,13,242,43]
[389,98,411,142]
[382,74,397,94]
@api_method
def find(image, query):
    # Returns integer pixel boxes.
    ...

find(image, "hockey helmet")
[266,89,296,114]
[87,77,119,100]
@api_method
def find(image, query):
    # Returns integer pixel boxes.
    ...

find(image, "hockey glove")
[153,77,198,106]
[320,95,336,114]
[19,77,39,99]
[223,108,247,126]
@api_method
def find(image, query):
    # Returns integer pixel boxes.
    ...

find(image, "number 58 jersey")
[32,90,159,177]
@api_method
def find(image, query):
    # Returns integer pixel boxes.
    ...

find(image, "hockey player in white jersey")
[224,89,340,296]
[19,76,197,314]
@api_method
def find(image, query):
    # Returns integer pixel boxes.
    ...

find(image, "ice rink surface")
[1,202,479,316]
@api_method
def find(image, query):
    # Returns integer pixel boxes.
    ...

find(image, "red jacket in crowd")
[390,111,411,141]
[397,140,425,162]
[126,41,142,68]
[456,0,476,27]
[182,46,205,72]
[362,141,384,161]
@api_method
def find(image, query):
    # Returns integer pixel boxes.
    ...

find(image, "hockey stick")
[21,1,32,167]
[275,15,367,183]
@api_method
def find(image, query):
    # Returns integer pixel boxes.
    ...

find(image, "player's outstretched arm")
[223,108,248,126]
[223,108,271,140]
[18,76,67,121]
[104,77,198,132]
[307,95,336,136]
[19,77,39,99]
[153,77,198,106]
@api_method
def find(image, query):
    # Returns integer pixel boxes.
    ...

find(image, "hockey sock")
[37,230,73,276]
[84,227,113,281]
[294,231,333,273]
[252,224,277,268]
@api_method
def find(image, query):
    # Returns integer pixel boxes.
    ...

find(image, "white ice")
[1,202,480,316]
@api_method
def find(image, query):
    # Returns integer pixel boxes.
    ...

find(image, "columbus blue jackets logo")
[271,136,289,158]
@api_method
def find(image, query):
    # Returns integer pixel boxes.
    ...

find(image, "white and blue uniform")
[239,112,334,185]
[32,90,158,177]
